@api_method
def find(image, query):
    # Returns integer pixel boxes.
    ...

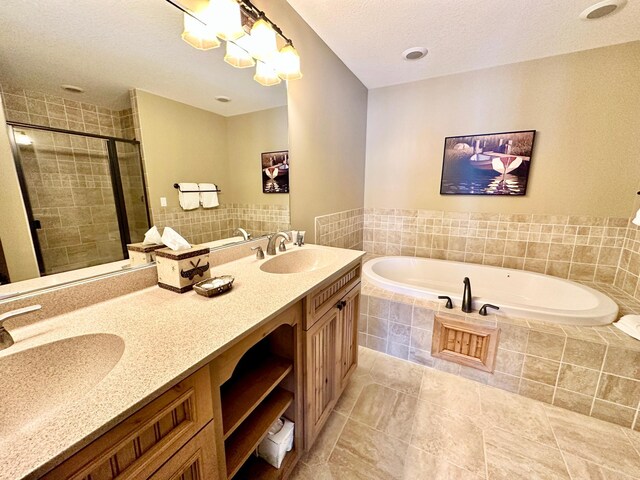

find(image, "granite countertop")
[0,244,364,480]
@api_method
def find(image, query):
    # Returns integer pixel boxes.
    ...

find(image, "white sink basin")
[260,249,336,274]
[0,333,124,435]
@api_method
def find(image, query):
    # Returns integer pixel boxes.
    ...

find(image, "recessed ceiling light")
[402,47,428,61]
[60,84,84,93]
[215,95,231,103]
[580,0,626,19]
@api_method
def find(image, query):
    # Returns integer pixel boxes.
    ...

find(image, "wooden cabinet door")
[337,285,360,394]
[304,306,339,448]
[148,422,218,480]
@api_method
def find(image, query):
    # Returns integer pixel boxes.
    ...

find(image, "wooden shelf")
[225,388,293,479]
[234,447,298,480]
[221,355,293,439]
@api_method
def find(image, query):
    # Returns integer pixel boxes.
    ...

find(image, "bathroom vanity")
[0,245,363,480]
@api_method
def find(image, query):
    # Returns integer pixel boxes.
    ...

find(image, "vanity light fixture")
[210,0,245,41]
[249,17,278,62]
[254,61,281,86]
[224,40,255,68]
[181,5,220,50]
[167,0,301,85]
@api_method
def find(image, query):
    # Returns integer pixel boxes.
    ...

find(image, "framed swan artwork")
[439,130,536,196]
[261,150,290,194]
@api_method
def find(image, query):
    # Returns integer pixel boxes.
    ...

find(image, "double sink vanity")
[0,243,364,480]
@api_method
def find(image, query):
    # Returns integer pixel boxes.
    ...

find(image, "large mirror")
[0,0,290,297]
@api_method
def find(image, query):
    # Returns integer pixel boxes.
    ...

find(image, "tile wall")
[362,208,629,283]
[151,204,290,245]
[618,224,640,301]
[314,208,364,249]
[1,84,141,274]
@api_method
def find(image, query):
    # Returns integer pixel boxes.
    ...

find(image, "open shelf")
[225,387,293,479]
[221,354,293,439]
[234,447,298,480]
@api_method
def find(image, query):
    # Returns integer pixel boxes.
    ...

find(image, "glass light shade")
[210,0,245,41]
[224,41,255,68]
[254,61,281,86]
[249,18,278,61]
[633,208,640,227]
[181,11,220,50]
[277,44,302,80]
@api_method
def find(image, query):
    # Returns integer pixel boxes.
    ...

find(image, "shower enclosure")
[7,122,150,276]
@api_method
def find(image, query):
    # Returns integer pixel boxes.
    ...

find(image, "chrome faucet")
[462,277,473,313]
[0,305,41,350]
[266,232,290,256]
[233,227,251,241]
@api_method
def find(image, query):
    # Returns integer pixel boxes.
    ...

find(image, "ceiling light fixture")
[215,95,231,102]
[402,47,428,61]
[166,0,301,86]
[14,131,33,146]
[579,0,626,19]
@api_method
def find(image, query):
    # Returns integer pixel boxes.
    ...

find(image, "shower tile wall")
[362,208,630,284]
[1,84,141,274]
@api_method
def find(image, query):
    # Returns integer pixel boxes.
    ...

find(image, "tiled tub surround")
[291,346,640,480]
[150,203,290,245]
[315,208,364,249]
[363,209,630,284]
[360,282,640,431]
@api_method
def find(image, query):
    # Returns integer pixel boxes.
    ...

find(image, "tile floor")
[291,347,640,480]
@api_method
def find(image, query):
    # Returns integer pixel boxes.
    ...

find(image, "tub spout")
[462,277,473,313]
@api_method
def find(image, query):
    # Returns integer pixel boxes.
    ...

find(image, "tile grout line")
[551,336,569,405]
[589,344,610,416]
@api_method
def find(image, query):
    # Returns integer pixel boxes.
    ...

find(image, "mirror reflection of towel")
[199,183,219,208]
[178,183,199,210]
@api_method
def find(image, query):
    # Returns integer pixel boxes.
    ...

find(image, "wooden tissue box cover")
[127,242,165,266]
[156,245,211,293]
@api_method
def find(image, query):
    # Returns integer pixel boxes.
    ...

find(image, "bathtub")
[363,256,619,326]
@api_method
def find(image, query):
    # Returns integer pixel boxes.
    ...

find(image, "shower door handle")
[31,219,42,230]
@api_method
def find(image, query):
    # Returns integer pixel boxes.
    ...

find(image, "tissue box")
[156,245,211,293]
[257,418,294,469]
[127,242,165,266]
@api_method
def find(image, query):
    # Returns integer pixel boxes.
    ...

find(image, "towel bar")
[173,183,221,193]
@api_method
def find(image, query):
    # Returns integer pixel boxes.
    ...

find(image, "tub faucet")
[266,232,290,256]
[233,228,251,241]
[0,305,41,350]
[462,277,473,313]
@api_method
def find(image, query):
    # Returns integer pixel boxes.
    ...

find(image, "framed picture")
[439,130,536,196]
[261,150,289,194]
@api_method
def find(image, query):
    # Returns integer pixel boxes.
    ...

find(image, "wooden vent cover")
[431,316,500,373]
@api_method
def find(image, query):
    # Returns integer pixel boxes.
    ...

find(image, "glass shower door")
[10,126,149,275]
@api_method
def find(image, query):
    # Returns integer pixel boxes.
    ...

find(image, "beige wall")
[226,106,289,205]
[256,0,369,234]
[365,42,640,217]
[0,98,39,282]
[135,89,229,211]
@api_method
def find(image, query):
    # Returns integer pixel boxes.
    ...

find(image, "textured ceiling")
[0,0,286,115]
[286,0,640,89]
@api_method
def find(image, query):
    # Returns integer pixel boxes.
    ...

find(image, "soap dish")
[194,275,235,298]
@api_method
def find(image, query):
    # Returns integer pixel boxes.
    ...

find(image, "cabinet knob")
[335,300,347,311]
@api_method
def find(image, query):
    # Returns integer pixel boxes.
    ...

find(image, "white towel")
[178,183,199,210]
[199,183,219,208]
